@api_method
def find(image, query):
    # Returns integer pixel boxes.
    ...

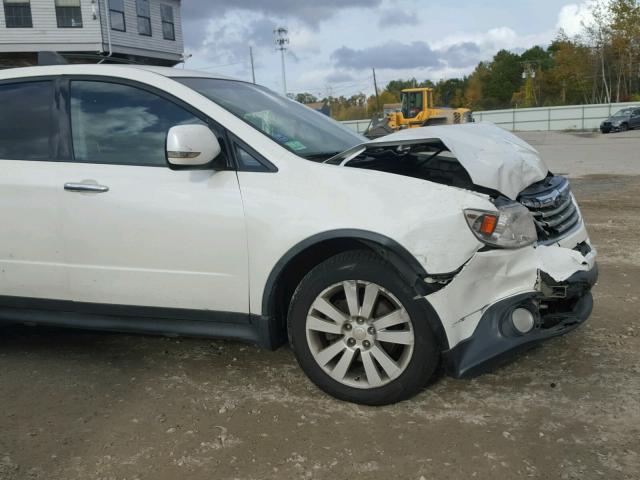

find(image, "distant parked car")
[600,107,640,133]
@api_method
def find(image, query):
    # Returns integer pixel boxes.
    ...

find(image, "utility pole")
[372,67,381,113]
[521,61,538,107]
[274,27,289,95]
[249,46,256,84]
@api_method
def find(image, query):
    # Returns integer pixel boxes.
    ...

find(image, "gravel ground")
[1,131,639,480]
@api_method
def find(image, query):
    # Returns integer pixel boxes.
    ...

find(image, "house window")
[109,0,125,31]
[160,4,175,40]
[55,0,82,28]
[3,0,33,28]
[136,0,151,36]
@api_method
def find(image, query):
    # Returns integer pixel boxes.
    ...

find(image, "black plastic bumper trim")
[443,263,597,378]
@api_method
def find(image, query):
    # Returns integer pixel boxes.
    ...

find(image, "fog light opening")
[511,308,535,334]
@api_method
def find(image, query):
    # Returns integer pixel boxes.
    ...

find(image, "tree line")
[294,0,640,120]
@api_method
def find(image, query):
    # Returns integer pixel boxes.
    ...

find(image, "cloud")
[332,42,440,70]
[378,9,419,28]
[325,71,355,83]
[180,0,388,61]
[331,40,485,71]
[556,1,596,37]
[191,16,278,69]
[441,42,483,68]
[182,0,383,27]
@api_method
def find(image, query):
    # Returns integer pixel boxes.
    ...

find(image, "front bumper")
[443,263,597,378]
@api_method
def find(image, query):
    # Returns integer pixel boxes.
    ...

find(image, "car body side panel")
[238,158,492,316]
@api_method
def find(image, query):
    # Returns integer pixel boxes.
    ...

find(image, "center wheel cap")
[353,327,367,341]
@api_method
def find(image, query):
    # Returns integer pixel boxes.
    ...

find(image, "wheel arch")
[257,229,448,351]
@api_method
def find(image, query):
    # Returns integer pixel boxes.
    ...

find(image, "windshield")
[613,108,634,117]
[174,78,365,160]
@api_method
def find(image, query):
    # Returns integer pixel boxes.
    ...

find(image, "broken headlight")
[464,203,537,248]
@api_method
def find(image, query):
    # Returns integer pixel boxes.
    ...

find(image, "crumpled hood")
[355,123,549,200]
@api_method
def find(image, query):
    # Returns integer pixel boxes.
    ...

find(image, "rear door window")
[0,81,54,160]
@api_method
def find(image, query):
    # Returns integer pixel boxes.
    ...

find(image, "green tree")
[483,49,522,108]
[464,62,490,110]
[546,35,594,104]
[434,78,468,107]
[294,92,318,104]
[608,0,640,100]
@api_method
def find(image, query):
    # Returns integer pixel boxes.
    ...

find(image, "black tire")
[288,250,440,405]
[620,123,628,132]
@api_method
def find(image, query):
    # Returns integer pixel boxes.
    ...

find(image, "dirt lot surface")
[1,132,640,480]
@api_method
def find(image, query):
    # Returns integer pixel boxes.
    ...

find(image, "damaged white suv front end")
[333,123,597,378]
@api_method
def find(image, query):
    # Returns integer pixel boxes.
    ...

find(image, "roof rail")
[6,52,148,69]
[61,53,143,65]
[38,51,68,66]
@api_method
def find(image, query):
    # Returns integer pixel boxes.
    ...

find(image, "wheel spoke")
[343,281,359,317]
[306,315,343,335]
[376,330,414,345]
[360,283,379,319]
[361,350,383,387]
[311,297,347,324]
[372,309,408,330]
[331,347,356,380]
[315,339,346,366]
[370,345,400,379]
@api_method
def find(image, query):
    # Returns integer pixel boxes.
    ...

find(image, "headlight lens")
[464,203,537,248]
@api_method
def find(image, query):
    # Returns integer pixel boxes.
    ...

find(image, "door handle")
[64,182,109,193]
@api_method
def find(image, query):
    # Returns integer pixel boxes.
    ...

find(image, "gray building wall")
[97,0,183,63]
[0,0,102,52]
[0,0,183,65]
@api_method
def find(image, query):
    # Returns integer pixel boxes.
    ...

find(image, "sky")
[180,0,597,98]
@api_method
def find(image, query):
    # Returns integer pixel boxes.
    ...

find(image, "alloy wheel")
[305,280,415,389]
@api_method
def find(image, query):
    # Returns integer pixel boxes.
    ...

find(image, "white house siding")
[97,0,182,61]
[0,0,102,52]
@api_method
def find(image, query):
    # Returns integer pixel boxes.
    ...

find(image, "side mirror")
[166,124,221,167]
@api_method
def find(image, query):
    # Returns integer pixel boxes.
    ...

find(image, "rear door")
[0,79,70,302]
[60,79,249,314]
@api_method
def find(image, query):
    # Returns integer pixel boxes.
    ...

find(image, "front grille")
[518,176,581,242]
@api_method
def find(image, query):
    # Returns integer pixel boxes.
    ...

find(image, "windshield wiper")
[303,152,342,162]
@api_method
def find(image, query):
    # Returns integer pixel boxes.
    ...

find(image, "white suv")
[0,64,597,405]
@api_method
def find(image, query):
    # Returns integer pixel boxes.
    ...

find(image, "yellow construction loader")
[366,87,472,138]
